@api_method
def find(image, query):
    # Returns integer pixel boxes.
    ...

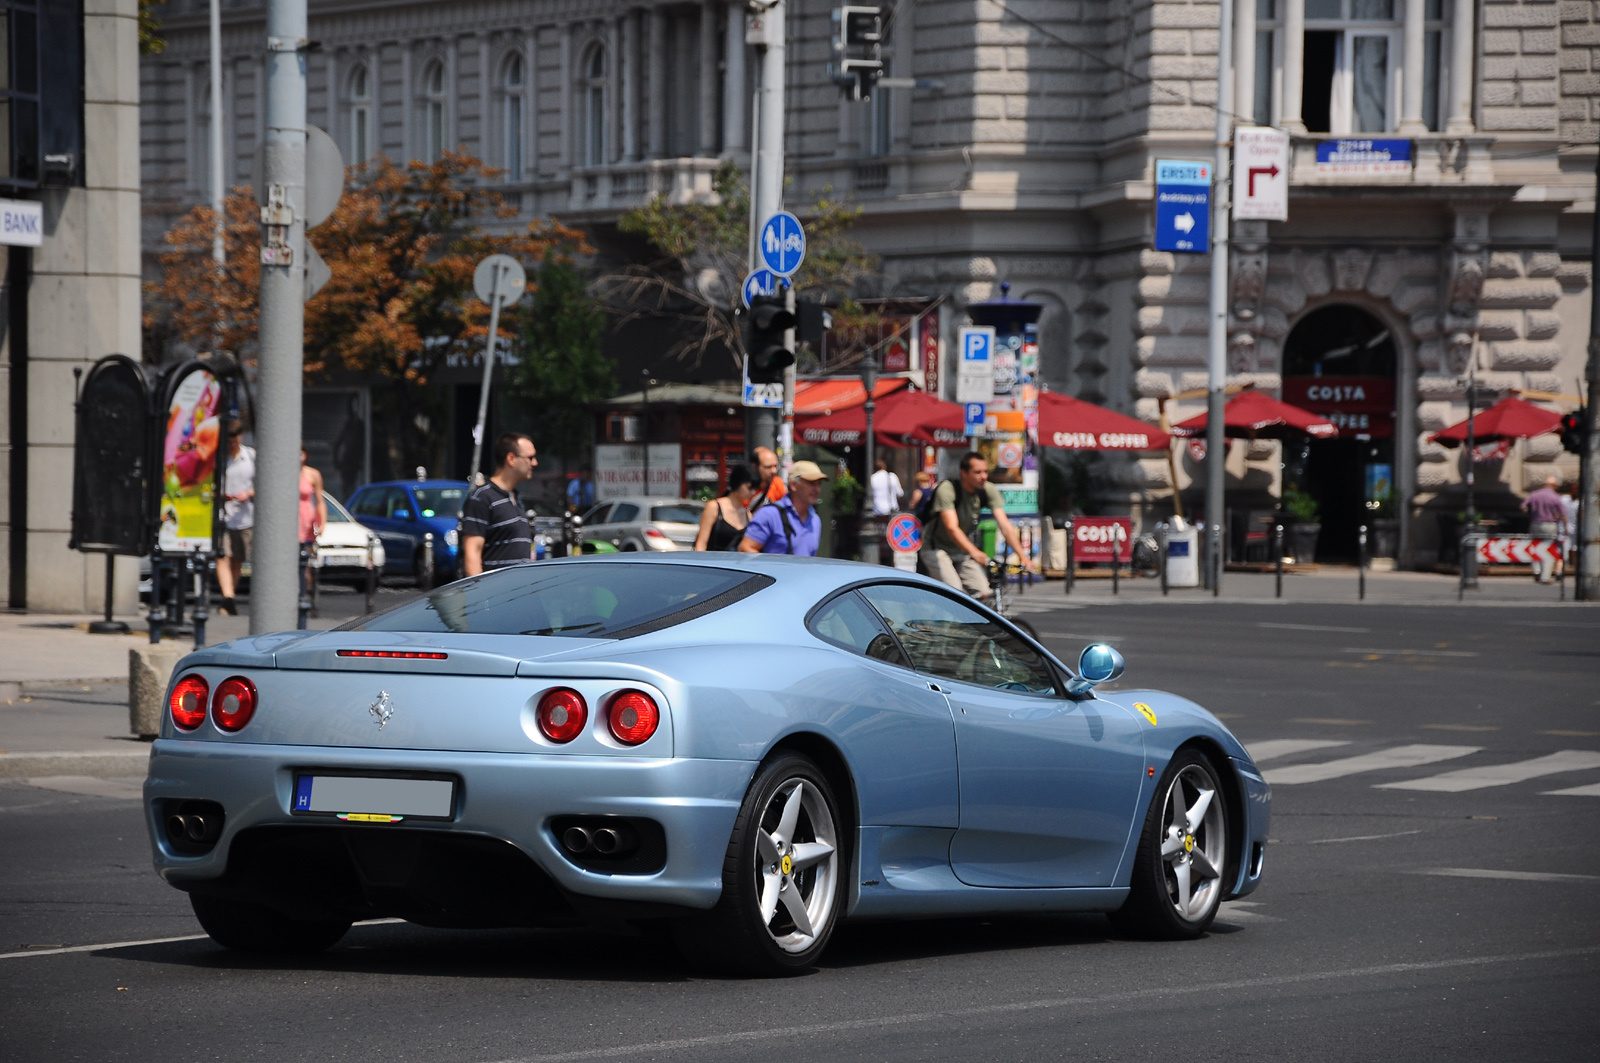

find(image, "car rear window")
[651,504,702,524]
[341,562,773,639]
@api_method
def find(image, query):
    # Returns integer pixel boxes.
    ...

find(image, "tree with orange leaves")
[147,151,592,476]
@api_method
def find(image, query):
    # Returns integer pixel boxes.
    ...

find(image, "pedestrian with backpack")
[739,461,828,556]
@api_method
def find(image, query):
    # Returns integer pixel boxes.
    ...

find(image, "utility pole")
[209,0,225,268]
[749,0,791,472]
[1204,0,1235,592]
[1579,146,1600,600]
[251,0,308,634]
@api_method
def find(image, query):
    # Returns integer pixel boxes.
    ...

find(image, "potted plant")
[1281,484,1321,564]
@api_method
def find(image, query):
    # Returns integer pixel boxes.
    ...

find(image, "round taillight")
[211,676,257,732]
[537,688,588,743]
[608,691,660,746]
[169,675,209,731]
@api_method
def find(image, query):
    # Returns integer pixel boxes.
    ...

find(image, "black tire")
[671,754,847,976]
[1108,749,1229,940]
[189,893,351,954]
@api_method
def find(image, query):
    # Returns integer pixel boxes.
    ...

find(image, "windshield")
[413,487,467,519]
[322,493,354,523]
[651,504,703,524]
[342,562,772,638]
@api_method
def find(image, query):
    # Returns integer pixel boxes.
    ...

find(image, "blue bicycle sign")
[759,211,806,276]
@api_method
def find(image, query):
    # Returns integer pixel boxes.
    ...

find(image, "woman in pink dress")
[299,447,328,589]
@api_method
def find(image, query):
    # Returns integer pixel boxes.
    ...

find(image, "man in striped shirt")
[460,432,538,576]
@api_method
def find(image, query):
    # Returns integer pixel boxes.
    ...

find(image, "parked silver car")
[579,497,704,552]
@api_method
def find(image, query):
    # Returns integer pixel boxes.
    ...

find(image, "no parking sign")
[886,513,923,554]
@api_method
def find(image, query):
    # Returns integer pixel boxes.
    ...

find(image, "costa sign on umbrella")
[1037,391,1171,450]
[796,388,969,448]
[1429,395,1563,446]
[1169,387,1338,440]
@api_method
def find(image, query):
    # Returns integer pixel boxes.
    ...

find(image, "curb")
[0,749,150,780]
[1,677,128,702]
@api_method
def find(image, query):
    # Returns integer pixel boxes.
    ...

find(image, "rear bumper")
[144,740,754,915]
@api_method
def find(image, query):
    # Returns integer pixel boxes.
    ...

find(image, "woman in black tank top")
[694,463,758,551]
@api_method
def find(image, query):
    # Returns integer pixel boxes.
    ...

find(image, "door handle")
[927,681,945,693]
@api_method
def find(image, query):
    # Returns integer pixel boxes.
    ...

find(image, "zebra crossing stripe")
[1378,750,1600,792]
[1245,739,1351,762]
[1543,781,1600,797]
[1262,744,1480,786]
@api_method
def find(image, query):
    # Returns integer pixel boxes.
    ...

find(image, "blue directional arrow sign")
[759,210,806,276]
[1154,159,1211,254]
[741,268,781,308]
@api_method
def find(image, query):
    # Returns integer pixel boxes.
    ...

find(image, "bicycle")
[985,557,1041,642]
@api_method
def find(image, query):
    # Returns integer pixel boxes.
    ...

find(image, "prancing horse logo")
[368,691,395,729]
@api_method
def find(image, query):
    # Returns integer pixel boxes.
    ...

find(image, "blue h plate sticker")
[294,775,314,811]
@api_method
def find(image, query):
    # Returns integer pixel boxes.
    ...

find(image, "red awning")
[1170,389,1339,440]
[1430,395,1563,446]
[1037,391,1171,450]
[792,377,911,416]
[796,388,969,448]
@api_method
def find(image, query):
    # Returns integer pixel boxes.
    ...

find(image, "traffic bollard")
[147,547,165,644]
[1111,531,1120,596]
[422,532,436,591]
[1358,523,1367,601]
[1064,520,1075,596]
[297,544,311,630]
[364,535,377,615]
[1160,522,1169,596]
[1274,523,1284,599]
[191,550,209,649]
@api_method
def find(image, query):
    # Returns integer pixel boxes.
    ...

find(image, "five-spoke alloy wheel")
[1110,749,1229,939]
[672,753,845,975]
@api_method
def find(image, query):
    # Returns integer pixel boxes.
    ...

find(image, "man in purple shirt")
[1523,475,1565,583]
[740,461,828,556]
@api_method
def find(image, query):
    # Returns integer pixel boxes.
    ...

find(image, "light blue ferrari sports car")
[144,555,1270,975]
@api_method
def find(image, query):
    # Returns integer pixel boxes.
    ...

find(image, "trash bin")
[1166,520,1200,588]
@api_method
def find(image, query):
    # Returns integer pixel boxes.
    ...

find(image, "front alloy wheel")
[1110,749,1229,939]
[672,754,844,975]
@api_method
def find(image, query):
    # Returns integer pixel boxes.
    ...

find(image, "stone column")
[648,8,666,158]
[677,15,696,153]
[1281,0,1305,132]
[1234,0,1256,126]
[723,0,746,151]
[698,0,719,154]
[621,10,638,161]
[559,24,573,168]
[1445,0,1475,132]
[1399,0,1426,133]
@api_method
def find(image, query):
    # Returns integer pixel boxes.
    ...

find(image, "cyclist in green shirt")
[923,451,1037,599]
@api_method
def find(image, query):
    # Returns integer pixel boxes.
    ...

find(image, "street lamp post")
[640,368,652,497]
[861,355,878,564]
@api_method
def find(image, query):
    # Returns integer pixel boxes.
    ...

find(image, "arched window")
[348,64,372,162]
[422,60,447,160]
[503,53,524,179]
[581,45,608,167]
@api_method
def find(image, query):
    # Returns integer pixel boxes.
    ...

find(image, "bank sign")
[1281,376,1395,437]
[1314,139,1411,176]
[1154,160,1210,253]
[0,198,43,247]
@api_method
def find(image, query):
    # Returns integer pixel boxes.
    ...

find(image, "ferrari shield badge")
[369,691,395,729]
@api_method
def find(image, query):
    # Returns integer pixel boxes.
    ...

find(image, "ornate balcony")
[565,157,723,217]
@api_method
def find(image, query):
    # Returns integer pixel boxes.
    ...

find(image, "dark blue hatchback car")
[346,480,469,580]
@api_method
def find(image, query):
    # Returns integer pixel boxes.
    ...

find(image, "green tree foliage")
[601,161,879,369]
[139,0,166,55]
[506,257,615,463]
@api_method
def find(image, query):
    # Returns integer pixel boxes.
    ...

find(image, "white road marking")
[1341,647,1479,658]
[1421,868,1600,883]
[1257,622,1369,633]
[0,918,407,961]
[1541,781,1600,797]
[1378,750,1600,792]
[1245,739,1351,762]
[1263,744,1480,785]
[1306,829,1425,845]
[489,946,1600,1063]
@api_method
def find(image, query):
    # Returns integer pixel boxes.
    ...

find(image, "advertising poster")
[158,368,222,552]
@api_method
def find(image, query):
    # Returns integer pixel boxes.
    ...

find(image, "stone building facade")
[140,0,1596,567]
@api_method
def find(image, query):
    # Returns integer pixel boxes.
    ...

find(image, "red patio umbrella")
[796,388,969,448]
[1037,391,1172,450]
[1429,395,1563,446]
[1169,388,1339,440]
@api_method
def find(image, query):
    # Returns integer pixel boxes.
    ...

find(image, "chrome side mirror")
[1066,643,1124,697]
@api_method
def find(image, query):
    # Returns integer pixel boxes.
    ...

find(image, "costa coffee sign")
[1281,376,1394,438]
[1071,517,1132,564]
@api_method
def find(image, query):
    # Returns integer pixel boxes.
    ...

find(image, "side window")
[351,489,382,518]
[583,503,613,525]
[858,583,1056,695]
[808,591,910,668]
[611,503,640,523]
[385,488,412,519]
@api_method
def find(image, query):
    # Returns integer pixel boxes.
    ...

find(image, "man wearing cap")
[739,461,828,556]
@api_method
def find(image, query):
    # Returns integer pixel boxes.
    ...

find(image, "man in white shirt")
[218,421,255,616]
[870,458,903,516]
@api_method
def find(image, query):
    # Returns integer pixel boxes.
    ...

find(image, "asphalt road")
[2,600,1597,1062]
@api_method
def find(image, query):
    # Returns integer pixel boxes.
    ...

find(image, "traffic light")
[745,295,796,384]
[1560,409,1587,454]
[830,6,883,101]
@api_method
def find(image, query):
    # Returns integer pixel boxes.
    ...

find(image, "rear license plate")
[318,554,362,567]
[292,774,455,821]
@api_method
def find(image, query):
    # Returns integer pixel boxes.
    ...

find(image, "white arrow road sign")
[1173,212,1195,234]
[1476,537,1564,564]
